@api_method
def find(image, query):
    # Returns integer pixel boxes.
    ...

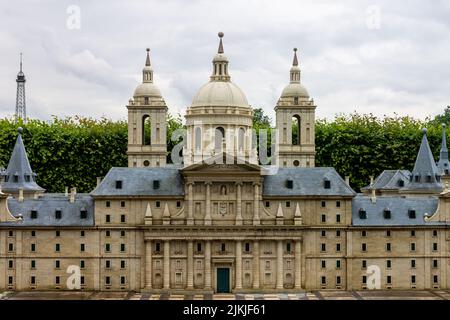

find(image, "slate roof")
[362,170,411,191]
[352,195,444,226]
[0,193,94,227]
[262,167,356,197]
[0,129,44,193]
[91,166,184,197]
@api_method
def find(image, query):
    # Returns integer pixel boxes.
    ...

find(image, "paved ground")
[1,290,450,300]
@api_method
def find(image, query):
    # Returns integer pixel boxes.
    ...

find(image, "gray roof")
[0,129,44,193]
[403,129,442,191]
[437,124,450,175]
[263,167,356,197]
[352,195,444,226]
[0,193,94,227]
[363,170,411,191]
[91,167,184,197]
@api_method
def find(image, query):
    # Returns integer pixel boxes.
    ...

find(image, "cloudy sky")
[0,0,449,124]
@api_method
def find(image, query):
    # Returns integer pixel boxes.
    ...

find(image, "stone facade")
[1,33,449,293]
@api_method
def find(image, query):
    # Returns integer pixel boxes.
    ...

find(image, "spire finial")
[19,52,23,72]
[145,48,151,66]
[218,32,224,54]
[292,48,298,66]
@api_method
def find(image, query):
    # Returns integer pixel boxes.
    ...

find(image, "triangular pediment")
[182,152,261,173]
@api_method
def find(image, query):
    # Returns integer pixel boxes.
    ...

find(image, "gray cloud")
[0,0,449,123]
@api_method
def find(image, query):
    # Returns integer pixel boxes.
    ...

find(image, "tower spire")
[290,48,301,84]
[210,32,230,81]
[142,48,153,83]
[437,123,450,175]
[20,52,23,72]
[15,52,27,123]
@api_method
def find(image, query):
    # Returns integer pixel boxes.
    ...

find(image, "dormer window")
[359,209,367,220]
[324,179,331,189]
[383,209,391,219]
[408,209,416,219]
[409,174,413,182]
[436,175,441,182]
[24,174,30,182]
[398,180,404,187]
[80,209,88,219]
[13,173,19,183]
[31,210,38,219]
[286,180,293,189]
[115,180,122,189]
[55,209,62,220]
[414,175,420,182]
[426,174,432,182]
[153,180,160,190]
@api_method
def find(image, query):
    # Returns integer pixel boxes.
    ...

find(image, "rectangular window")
[121,260,126,269]
[105,276,111,285]
[106,230,111,237]
[336,260,341,269]
[361,230,367,237]
[321,243,326,252]
[321,201,326,208]
[30,276,36,285]
[120,230,126,237]
[321,260,326,269]
[106,201,111,208]
[120,201,126,208]
[286,242,291,253]
[55,210,62,219]
[31,230,36,237]
[80,244,85,252]
[31,243,36,252]
[286,201,290,208]
[221,243,226,252]
[433,259,438,268]
[362,243,367,252]
[30,260,36,269]
[244,242,250,253]
[362,276,367,284]
[286,180,293,189]
[432,230,438,237]
[433,243,438,251]
[105,260,111,269]
[155,242,161,253]
[387,276,392,284]
[8,276,13,285]
[336,243,341,252]
[386,243,391,252]
[321,276,326,285]
[31,210,38,219]
[359,210,367,219]
[411,230,416,237]
[336,276,341,285]
[80,276,85,285]
[105,243,111,253]
[386,260,392,269]
[321,214,326,223]
[336,214,341,223]
[411,260,416,268]
[80,231,85,237]
[56,230,60,237]
[411,243,416,251]
[115,180,122,189]
[55,260,60,269]
[362,260,367,269]
[80,210,87,219]
[55,276,60,285]
[120,215,126,223]
[336,230,341,237]
[386,230,391,237]
[433,275,439,284]
[177,201,181,208]
[8,260,13,269]
[265,201,270,208]
[80,260,85,269]
[336,201,341,208]
[106,215,111,223]
[408,210,416,219]
[55,244,60,252]
[321,230,326,237]
[324,180,331,189]
[8,243,14,252]
[197,242,203,253]
[120,276,126,285]
[120,244,126,252]
[156,201,161,208]
[384,210,391,219]
[411,275,416,284]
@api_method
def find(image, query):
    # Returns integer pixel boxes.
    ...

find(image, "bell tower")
[127,48,168,167]
[275,48,316,167]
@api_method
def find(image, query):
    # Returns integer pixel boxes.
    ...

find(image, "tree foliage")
[0,108,448,193]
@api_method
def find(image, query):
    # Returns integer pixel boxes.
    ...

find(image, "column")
[253,182,260,225]
[187,183,194,225]
[205,182,212,225]
[187,241,194,289]
[235,241,243,289]
[294,240,302,289]
[205,241,212,289]
[145,240,153,289]
[163,241,170,289]
[252,241,260,289]
[276,240,284,289]
[235,182,243,225]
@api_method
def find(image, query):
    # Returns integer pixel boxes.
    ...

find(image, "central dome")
[133,82,162,98]
[191,81,249,107]
[281,83,309,98]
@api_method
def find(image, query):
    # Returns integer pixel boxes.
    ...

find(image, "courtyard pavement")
[1,290,450,300]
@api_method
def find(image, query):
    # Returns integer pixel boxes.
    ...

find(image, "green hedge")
[0,110,447,193]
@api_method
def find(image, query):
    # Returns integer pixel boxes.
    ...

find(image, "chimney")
[18,188,24,202]
[345,176,350,186]
[65,186,69,197]
[371,188,376,203]
[370,176,374,185]
[69,187,76,203]
[96,177,102,187]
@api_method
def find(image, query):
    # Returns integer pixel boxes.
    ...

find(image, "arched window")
[142,115,151,145]
[195,127,202,151]
[292,115,301,145]
[215,127,225,153]
[238,128,245,151]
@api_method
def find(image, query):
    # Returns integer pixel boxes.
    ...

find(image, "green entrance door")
[217,268,230,293]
